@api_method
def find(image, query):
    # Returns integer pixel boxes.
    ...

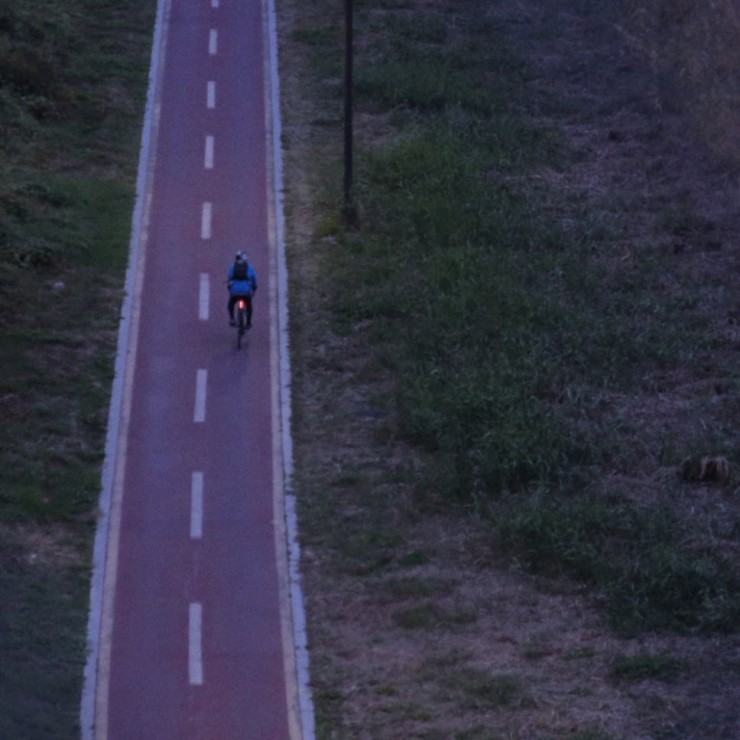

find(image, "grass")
[609,652,687,683]
[0,544,89,737]
[10,0,739,735]
[0,0,154,731]
[494,491,740,634]
[623,0,740,160]
[302,0,740,637]
[282,0,740,732]
[385,576,451,599]
[0,0,148,265]
[459,671,533,710]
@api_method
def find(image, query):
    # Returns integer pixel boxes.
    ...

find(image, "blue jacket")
[227,260,257,296]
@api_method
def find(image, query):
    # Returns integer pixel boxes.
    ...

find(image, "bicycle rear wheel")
[237,307,246,349]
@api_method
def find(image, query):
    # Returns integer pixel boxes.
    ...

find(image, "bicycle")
[234,295,250,349]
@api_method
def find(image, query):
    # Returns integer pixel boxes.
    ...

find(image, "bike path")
[95,0,295,736]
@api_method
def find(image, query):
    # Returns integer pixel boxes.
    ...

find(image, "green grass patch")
[394,603,439,630]
[494,492,740,633]
[0,0,150,266]
[609,652,687,683]
[454,669,534,710]
[0,529,90,738]
[335,122,680,501]
[393,601,479,630]
[0,0,154,729]
[385,576,451,599]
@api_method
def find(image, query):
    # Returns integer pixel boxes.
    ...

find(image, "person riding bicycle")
[227,251,258,328]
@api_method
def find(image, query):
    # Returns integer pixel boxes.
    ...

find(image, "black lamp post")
[343,0,353,211]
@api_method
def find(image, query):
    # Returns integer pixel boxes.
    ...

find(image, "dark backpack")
[233,259,248,280]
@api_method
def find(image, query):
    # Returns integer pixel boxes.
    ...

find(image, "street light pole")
[343,0,353,212]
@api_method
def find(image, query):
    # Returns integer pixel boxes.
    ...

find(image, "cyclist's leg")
[228,294,237,324]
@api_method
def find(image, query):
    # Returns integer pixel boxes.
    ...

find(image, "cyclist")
[227,251,258,328]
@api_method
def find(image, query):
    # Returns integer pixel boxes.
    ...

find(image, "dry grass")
[279,0,740,737]
[621,0,740,161]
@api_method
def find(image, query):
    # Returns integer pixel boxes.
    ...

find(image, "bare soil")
[278,0,740,737]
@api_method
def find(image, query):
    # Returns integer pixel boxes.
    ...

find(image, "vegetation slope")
[279,0,740,736]
[0,0,153,735]
[2,0,740,737]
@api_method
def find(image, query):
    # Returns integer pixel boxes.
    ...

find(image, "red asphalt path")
[99,0,293,736]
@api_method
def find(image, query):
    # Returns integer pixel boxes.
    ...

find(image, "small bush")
[609,652,686,682]
[456,670,533,710]
[394,603,439,630]
[494,492,740,633]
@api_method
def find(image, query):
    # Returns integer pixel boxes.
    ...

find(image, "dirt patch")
[279,0,740,736]
[0,522,87,570]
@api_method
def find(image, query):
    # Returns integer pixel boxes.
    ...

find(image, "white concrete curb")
[264,0,316,736]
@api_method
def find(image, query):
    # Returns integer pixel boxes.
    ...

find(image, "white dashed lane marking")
[193,369,208,423]
[201,202,212,240]
[199,273,210,320]
[189,603,204,686]
[209,29,217,55]
[191,472,204,540]
[207,81,216,109]
[204,135,214,170]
